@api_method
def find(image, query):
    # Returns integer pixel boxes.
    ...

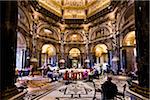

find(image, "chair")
[116,84,126,99]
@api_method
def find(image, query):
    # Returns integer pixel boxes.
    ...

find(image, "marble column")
[96,57,99,64]
[39,50,42,67]
[107,50,112,67]
[100,56,104,64]
[25,48,30,67]
[135,1,149,88]
[31,23,37,59]
[60,33,64,58]
[1,1,19,99]
[129,1,149,98]
[60,33,65,68]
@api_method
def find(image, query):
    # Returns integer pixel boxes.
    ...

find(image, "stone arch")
[89,24,112,41]
[42,44,56,57]
[37,23,60,41]
[65,33,84,42]
[65,45,84,54]
[64,30,86,42]
[120,26,135,47]
[121,31,137,73]
[41,44,57,66]
[117,3,135,32]
[123,31,135,46]
[16,32,27,70]
[18,6,31,32]
[69,48,81,58]
[17,32,27,49]
[90,42,109,53]
[93,44,108,57]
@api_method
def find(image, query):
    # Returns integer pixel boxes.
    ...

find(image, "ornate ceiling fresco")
[37,0,111,19]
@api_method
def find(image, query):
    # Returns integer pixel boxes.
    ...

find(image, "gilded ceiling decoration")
[37,0,111,19]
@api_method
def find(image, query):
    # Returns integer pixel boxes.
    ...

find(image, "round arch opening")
[123,31,136,46]
[69,48,81,58]
[68,48,81,68]
[94,44,108,66]
[94,44,108,57]
[41,44,57,67]
[122,31,137,74]
[16,33,26,70]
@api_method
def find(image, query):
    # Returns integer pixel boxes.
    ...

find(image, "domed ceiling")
[37,0,111,19]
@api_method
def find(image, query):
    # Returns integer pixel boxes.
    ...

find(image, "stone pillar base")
[129,82,150,98]
[1,86,19,99]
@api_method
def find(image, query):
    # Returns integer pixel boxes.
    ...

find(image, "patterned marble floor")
[36,75,129,100]
[21,75,149,100]
[38,81,100,100]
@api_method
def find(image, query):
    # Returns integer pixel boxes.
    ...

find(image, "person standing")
[30,64,34,77]
[101,77,118,100]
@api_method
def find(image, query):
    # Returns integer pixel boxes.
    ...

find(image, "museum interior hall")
[1,0,149,100]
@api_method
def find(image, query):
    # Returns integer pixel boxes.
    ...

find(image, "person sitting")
[64,70,69,80]
[47,70,53,82]
[87,69,94,81]
[93,68,99,79]
[53,69,59,81]
[102,62,108,75]
[101,77,118,100]
[128,71,138,80]
[83,70,88,79]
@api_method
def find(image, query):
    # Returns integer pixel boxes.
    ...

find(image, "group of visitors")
[41,65,63,82]
[63,70,89,80]
[63,69,119,99]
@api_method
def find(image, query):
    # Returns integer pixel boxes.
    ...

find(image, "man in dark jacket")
[101,77,118,100]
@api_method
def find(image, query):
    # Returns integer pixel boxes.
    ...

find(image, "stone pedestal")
[1,1,20,99]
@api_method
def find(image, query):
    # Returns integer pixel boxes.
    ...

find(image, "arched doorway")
[41,44,57,67]
[16,33,26,70]
[122,31,137,74]
[94,44,108,66]
[69,48,81,68]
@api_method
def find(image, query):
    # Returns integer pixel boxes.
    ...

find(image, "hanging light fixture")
[30,57,38,63]
[59,59,65,63]
[112,56,119,62]
[85,59,90,63]
[44,29,52,34]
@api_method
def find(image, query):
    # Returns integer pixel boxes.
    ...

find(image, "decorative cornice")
[64,41,86,45]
